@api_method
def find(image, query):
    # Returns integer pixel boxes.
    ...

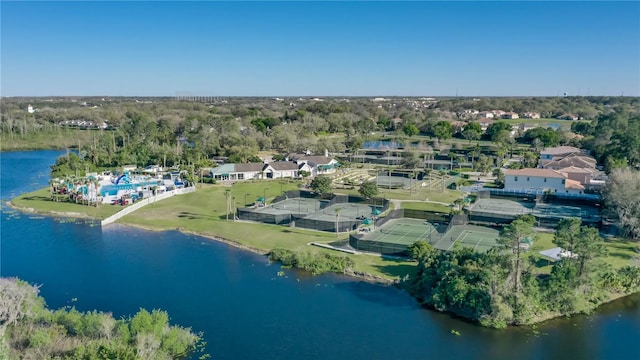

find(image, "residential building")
[559,114,579,121]
[477,112,494,118]
[539,146,583,160]
[522,112,541,119]
[287,154,340,176]
[501,112,519,119]
[539,153,597,170]
[504,168,584,194]
[474,118,495,131]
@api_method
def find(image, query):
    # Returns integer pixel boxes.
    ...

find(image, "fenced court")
[376,175,413,189]
[269,198,323,214]
[238,191,390,233]
[350,218,439,256]
[468,198,601,227]
[434,224,500,252]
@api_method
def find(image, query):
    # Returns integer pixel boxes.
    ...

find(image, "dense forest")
[406,216,640,328]
[1,97,639,175]
[0,278,208,359]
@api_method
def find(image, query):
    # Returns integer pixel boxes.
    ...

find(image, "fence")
[237,193,389,233]
[101,186,196,226]
[348,234,410,256]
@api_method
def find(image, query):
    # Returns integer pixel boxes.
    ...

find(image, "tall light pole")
[264,187,269,205]
[244,193,250,206]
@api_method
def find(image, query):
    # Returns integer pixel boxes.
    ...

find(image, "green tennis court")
[435,224,500,252]
[363,218,438,245]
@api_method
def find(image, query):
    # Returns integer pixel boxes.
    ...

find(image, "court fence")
[237,192,390,233]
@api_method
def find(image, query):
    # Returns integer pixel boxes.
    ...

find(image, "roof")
[540,146,581,156]
[234,163,265,173]
[556,166,593,174]
[540,155,597,169]
[540,247,576,261]
[267,161,299,171]
[298,156,334,165]
[504,168,565,179]
[565,179,585,190]
[210,163,235,175]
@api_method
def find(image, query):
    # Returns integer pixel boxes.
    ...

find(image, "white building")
[504,168,585,194]
[263,162,300,179]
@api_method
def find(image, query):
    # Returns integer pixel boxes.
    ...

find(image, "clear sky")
[1,1,639,97]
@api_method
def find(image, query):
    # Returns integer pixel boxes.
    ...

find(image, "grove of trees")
[406,216,640,328]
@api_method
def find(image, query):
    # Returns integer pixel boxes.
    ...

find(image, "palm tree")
[334,207,342,238]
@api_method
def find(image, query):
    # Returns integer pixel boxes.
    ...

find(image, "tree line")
[406,216,640,328]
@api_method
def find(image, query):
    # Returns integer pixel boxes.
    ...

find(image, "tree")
[401,151,421,169]
[603,168,640,239]
[334,207,342,237]
[408,240,436,264]
[402,124,419,137]
[462,122,482,142]
[573,226,606,278]
[486,121,512,141]
[358,180,379,199]
[433,121,453,140]
[310,176,332,195]
[553,218,582,255]
[498,215,536,294]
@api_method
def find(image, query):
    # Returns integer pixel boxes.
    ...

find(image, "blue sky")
[1,1,639,96]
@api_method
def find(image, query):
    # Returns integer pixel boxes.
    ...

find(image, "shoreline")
[8,199,397,286]
[8,199,639,325]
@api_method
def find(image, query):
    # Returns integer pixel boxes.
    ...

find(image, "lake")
[1,150,639,360]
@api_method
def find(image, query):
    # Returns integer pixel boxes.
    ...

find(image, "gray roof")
[299,156,334,165]
[268,161,299,171]
[234,163,265,173]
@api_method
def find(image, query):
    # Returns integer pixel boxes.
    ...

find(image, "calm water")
[1,150,639,360]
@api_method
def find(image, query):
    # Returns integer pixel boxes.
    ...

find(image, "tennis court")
[306,203,374,222]
[434,224,500,252]
[268,198,323,214]
[362,218,439,245]
[470,198,533,216]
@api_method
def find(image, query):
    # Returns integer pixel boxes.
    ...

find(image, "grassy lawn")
[118,183,417,280]
[529,232,639,275]
[11,188,123,219]
[401,201,451,213]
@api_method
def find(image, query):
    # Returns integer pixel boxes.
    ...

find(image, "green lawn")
[118,183,417,280]
[11,188,122,219]
[401,201,452,213]
[529,232,639,274]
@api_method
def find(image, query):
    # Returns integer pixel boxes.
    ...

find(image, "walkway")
[100,186,196,226]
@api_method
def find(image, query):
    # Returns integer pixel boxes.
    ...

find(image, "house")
[474,118,495,131]
[263,161,300,179]
[556,166,596,186]
[477,112,494,118]
[501,112,519,119]
[522,112,541,119]
[539,153,597,170]
[559,114,579,121]
[503,168,585,194]
[539,146,583,160]
[286,154,339,176]
[491,110,506,117]
[27,105,35,113]
[210,163,264,181]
